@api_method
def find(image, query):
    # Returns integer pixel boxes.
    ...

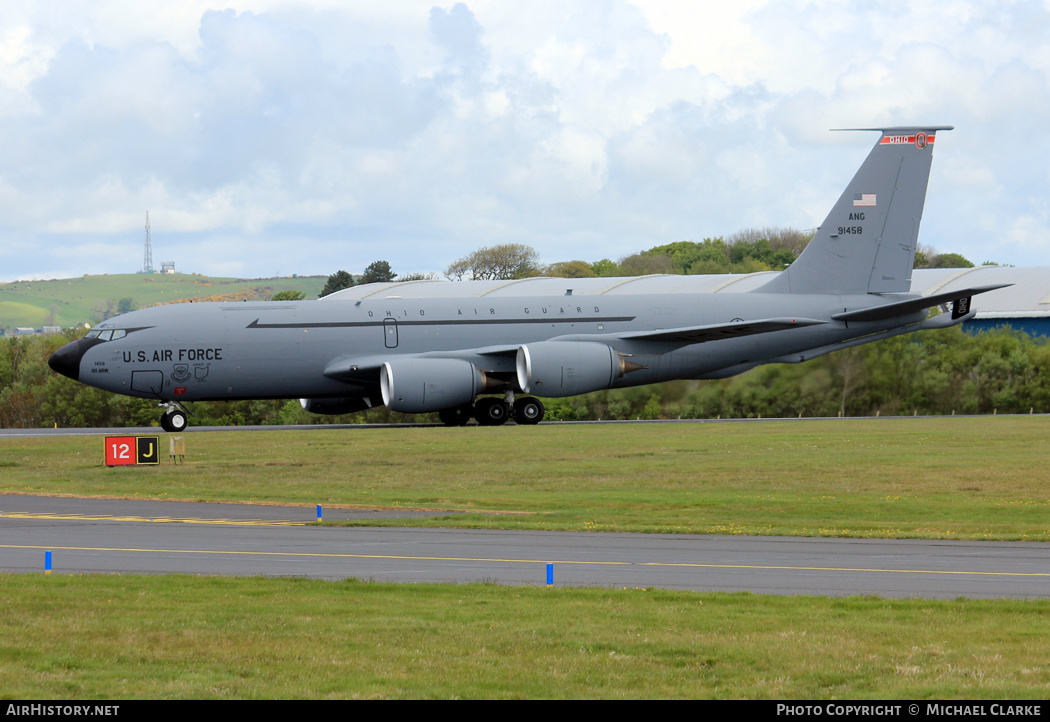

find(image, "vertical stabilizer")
[757,127,951,295]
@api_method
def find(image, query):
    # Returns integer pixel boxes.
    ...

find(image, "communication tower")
[142,211,154,273]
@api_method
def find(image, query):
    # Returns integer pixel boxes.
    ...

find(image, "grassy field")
[2,574,1048,699]
[1,416,1048,540]
[0,273,326,331]
[3,416,1048,699]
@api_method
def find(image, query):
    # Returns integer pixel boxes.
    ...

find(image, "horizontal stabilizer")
[619,317,825,344]
[831,284,1010,323]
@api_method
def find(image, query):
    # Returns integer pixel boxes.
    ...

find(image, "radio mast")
[142,211,154,273]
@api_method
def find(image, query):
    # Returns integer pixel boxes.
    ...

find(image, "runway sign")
[105,436,160,466]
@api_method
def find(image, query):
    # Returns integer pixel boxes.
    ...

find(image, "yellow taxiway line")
[0,511,305,527]
[0,543,1047,578]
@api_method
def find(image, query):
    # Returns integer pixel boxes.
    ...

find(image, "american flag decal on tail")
[853,193,876,207]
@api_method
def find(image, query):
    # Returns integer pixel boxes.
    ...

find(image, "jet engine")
[516,341,642,397]
[380,358,493,413]
[300,397,374,415]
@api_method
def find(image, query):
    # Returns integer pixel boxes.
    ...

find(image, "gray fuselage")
[58,288,924,403]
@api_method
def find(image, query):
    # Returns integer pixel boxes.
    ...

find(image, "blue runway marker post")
[317,505,322,522]
[546,563,553,586]
[45,551,51,576]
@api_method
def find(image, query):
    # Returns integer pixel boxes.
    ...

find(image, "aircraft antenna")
[143,211,154,274]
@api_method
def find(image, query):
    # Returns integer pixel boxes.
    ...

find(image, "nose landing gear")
[159,403,189,432]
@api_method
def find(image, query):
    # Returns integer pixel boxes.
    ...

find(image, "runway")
[1,495,1047,599]
[0,414,1026,438]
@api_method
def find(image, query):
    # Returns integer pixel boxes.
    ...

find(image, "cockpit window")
[83,328,126,341]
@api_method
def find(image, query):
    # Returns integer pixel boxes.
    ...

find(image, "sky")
[1,0,1048,282]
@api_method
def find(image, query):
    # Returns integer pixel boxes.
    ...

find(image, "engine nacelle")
[380,358,487,413]
[300,397,373,415]
[516,341,626,397]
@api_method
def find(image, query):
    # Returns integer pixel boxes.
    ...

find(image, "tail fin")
[757,126,952,295]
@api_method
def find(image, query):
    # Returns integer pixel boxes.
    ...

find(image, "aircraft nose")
[48,340,86,382]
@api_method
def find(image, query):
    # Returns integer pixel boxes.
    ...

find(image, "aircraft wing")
[832,284,1011,323]
[319,319,824,385]
[322,355,388,382]
[615,317,826,344]
[322,347,526,382]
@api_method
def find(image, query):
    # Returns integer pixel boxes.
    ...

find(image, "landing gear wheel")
[438,404,474,426]
[161,409,188,433]
[513,396,545,425]
[474,397,509,426]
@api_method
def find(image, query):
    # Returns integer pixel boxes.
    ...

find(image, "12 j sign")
[105,436,160,466]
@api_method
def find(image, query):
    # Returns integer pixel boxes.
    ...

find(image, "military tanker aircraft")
[49,126,1005,431]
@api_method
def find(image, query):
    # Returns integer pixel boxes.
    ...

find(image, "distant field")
[2,417,1048,540]
[0,301,48,329]
[0,273,327,331]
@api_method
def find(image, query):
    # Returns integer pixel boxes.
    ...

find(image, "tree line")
[313,227,984,298]
[3,324,1047,429]
[318,260,438,297]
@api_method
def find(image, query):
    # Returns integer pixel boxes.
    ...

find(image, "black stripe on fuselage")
[245,316,637,329]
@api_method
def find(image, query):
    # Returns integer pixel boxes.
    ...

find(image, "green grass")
[2,417,1048,540]
[0,273,326,331]
[3,417,1049,699]
[0,301,49,328]
[2,574,1048,699]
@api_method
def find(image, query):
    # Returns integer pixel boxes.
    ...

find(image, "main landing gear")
[474,397,510,426]
[438,404,473,426]
[159,403,189,432]
[438,395,545,427]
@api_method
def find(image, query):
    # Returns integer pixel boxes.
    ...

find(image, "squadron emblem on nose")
[171,364,191,383]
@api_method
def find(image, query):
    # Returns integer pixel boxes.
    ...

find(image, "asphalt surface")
[1,494,1047,599]
[4,414,1041,438]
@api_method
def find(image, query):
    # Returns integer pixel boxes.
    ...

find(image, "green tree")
[647,239,731,274]
[445,244,539,280]
[727,227,812,258]
[545,260,596,278]
[914,245,974,269]
[320,270,355,298]
[270,290,306,301]
[617,253,674,276]
[928,252,974,269]
[360,261,397,284]
[92,299,117,323]
[643,230,812,276]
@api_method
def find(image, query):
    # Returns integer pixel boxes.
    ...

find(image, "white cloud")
[0,0,1047,282]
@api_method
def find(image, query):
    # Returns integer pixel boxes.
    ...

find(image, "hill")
[0,273,326,333]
